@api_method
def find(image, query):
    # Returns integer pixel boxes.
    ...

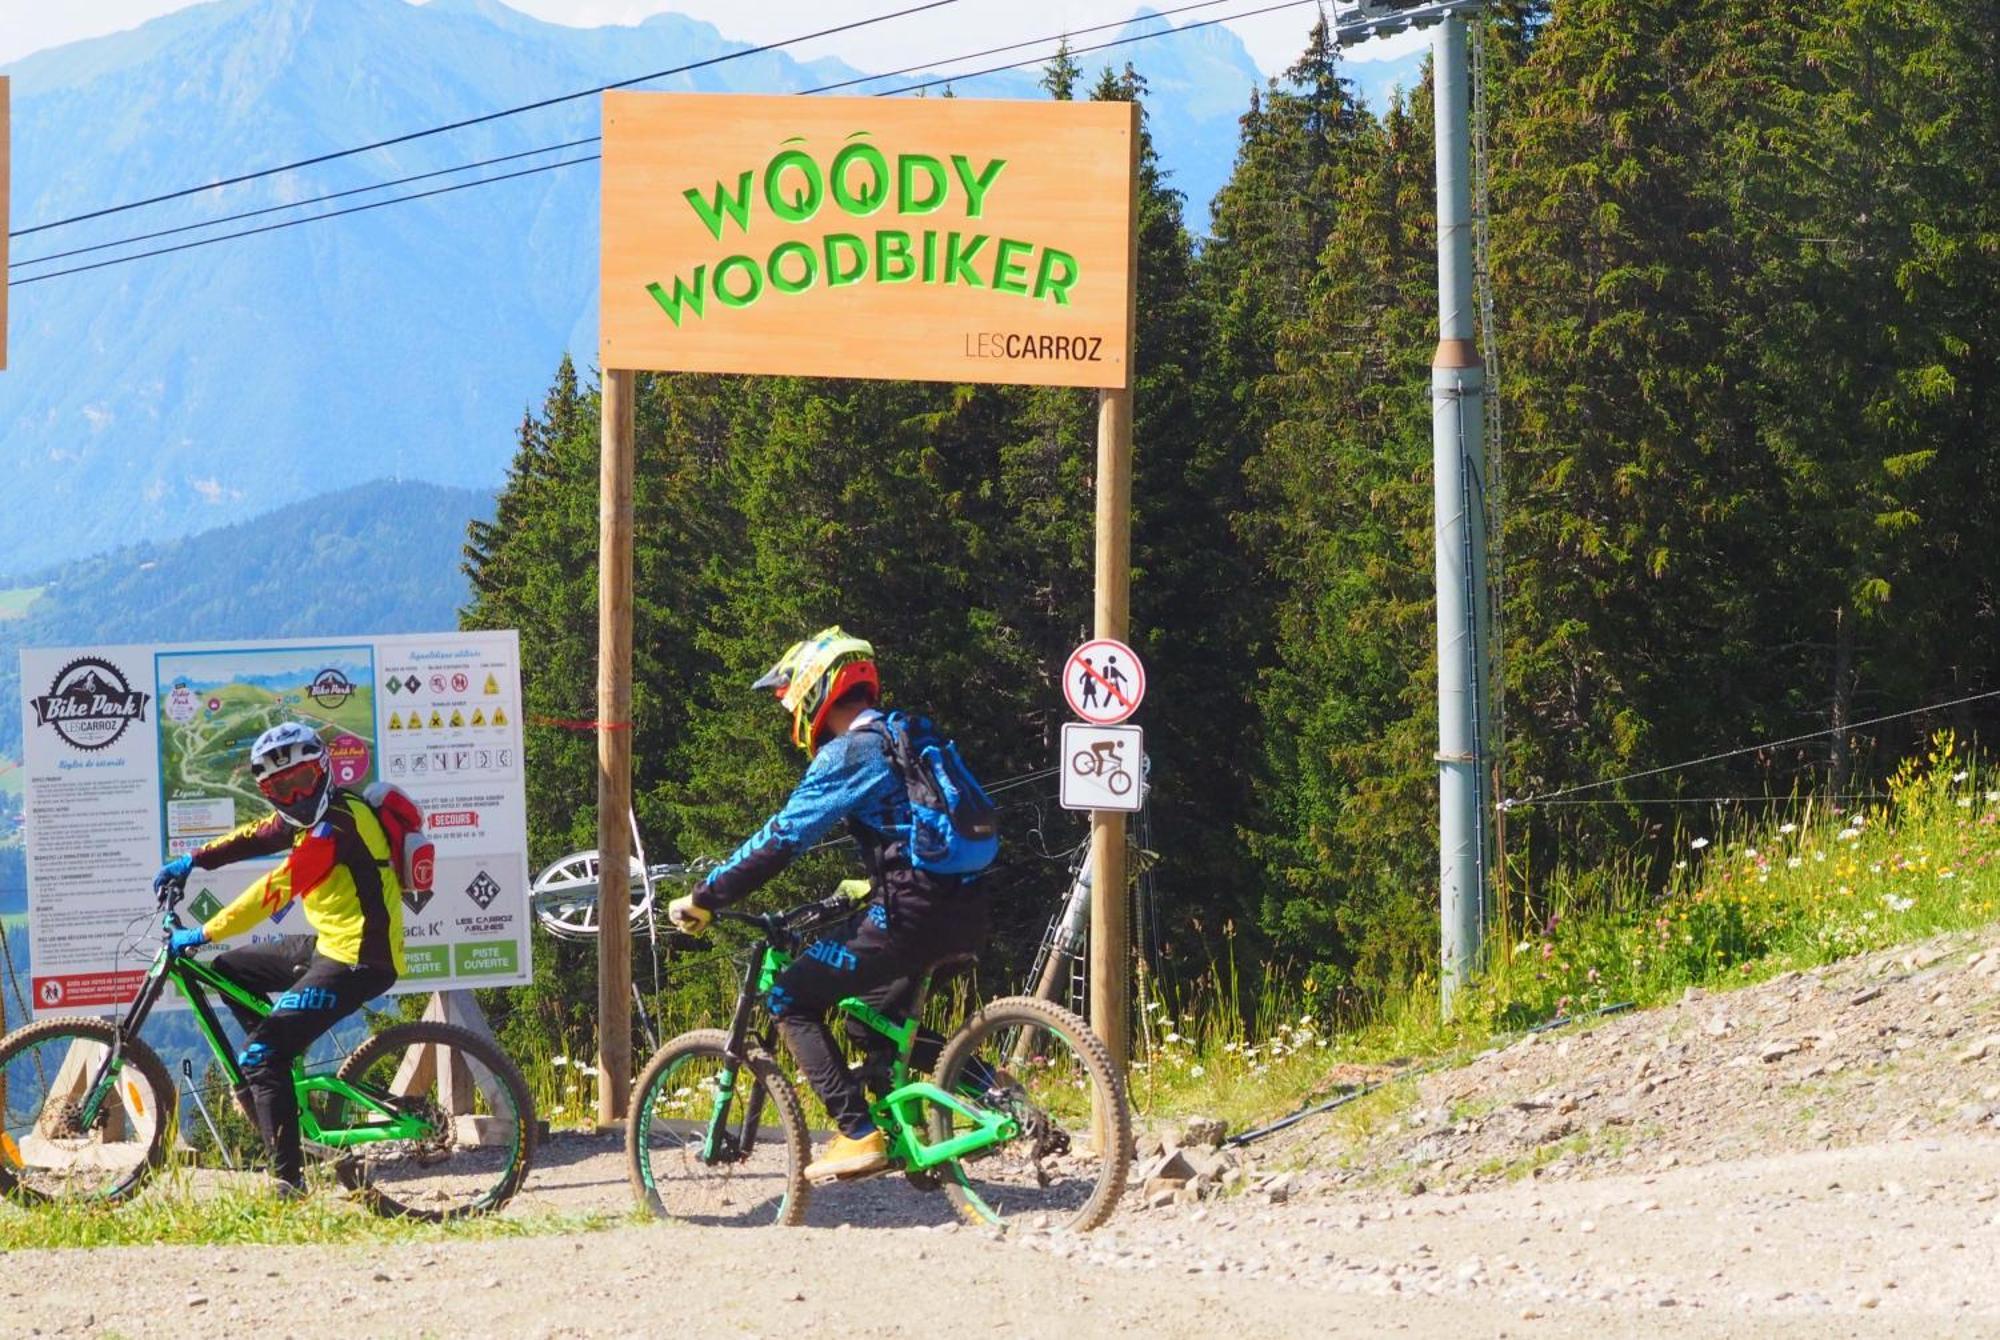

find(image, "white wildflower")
[1778,822,1798,835]
[1189,1064,1206,1079]
[1787,857,1803,869]
[1691,837,1710,850]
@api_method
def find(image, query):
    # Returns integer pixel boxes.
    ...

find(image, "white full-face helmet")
[249,721,331,828]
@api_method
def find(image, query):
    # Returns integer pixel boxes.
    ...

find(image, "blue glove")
[167,926,208,957]
[153,854,195,900]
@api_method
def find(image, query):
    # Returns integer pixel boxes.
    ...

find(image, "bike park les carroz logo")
[30,657,151,751]
[308,668,355,709]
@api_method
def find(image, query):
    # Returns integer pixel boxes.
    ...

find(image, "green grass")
[0,1175,638,1250]
[1119,735,2000,1136]
[0,586,42,621]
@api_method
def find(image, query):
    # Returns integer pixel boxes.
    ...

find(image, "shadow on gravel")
[517,1127,964,1228]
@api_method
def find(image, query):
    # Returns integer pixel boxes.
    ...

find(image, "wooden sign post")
[594,368,635,1127]
[596,93,1141,1118]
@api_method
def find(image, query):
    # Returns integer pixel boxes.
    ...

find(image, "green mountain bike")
[0,894,536,1220]
[627,893,1131,1232]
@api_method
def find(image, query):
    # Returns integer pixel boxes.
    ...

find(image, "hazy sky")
[0,0,1427,79]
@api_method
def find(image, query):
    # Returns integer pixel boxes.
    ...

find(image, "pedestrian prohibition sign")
[1064,637,1145,725]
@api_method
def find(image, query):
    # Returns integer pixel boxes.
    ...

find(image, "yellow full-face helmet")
[751,626,880,755]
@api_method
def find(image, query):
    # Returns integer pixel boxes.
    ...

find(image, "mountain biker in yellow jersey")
[151,721,403,1195]
[668,628,990,1181]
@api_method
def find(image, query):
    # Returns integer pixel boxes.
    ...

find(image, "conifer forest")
[462,2,2000,1024]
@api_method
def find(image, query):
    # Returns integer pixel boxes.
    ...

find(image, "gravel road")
[9,929,2000,1338]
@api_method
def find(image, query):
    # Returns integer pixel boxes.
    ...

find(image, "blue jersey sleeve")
[693,727,904,909]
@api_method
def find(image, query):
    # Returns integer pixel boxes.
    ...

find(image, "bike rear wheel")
[929,995,1131,1232]
[327,1020,536,1221]
[0,1016,175,1207]
[628,1028,809,1227]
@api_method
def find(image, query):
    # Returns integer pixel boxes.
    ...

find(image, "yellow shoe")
[806,1129,888,1181]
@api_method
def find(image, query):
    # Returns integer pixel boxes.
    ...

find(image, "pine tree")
[1040,37,1081,101]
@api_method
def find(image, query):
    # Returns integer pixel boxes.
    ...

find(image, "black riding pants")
[211,937,396,1186]
[769,884,989,1138]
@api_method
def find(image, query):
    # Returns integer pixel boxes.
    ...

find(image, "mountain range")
[0,0,1420,574]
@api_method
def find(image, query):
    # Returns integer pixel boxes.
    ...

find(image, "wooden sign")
[2,77,10,372]
[600,93,1137,389]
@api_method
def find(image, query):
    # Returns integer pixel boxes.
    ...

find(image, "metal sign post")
[1332,0,1493,1016]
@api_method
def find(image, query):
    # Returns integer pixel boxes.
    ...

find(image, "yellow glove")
[667,894,712,935]
[835,879,872,904]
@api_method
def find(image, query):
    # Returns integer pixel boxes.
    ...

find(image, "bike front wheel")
[929,995,1131,1232]
[0,1016,175,1207]
[628,1028,810,1227]
[327,1020,537,1221]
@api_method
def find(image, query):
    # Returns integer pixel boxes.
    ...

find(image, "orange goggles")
[256,759,323,805]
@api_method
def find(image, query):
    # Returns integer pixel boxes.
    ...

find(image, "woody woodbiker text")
[645,135,1086,327]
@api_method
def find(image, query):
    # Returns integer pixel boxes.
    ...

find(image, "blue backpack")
[866,711,1000,876]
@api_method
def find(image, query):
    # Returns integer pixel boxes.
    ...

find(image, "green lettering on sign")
[715,254,764,308]
[1033,248,1079,306]
[898,154,948,215]
[646,269,707,326]
[769,240,818,295]
[683,172,753,241]
[765,148,823,224]
[830,141,889,217]
[825,234,868,287]
[876,230,914,283]
[951,156,1007,219]
[992,238,1032,296]
[944,232,989,287]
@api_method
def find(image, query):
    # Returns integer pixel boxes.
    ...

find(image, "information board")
[18,632,531,1014]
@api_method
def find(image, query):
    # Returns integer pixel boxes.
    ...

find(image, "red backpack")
[361,782,435,896]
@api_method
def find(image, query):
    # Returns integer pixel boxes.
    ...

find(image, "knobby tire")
[331,1019,537,1221]
[0,1016,176,1207]
[627,1028,811,1227]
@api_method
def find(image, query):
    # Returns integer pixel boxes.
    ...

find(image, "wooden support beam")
[596,367,637,1127]
[1090,386,1133,1072]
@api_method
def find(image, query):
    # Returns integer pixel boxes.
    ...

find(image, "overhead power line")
[1501,686,2000,810]
[13,0,1320,286]
[10,0,1254,274]
[13,155,603,286]
[7,0,965,239]
[10,138,601,270]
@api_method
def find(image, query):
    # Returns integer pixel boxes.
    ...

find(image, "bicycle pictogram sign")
[1060,723,1143,813]
[1063,638,1145,726]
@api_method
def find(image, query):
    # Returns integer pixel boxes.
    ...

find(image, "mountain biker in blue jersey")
[668,627,990,1182]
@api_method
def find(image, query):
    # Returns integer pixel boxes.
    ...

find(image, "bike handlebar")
[714,891,862,938]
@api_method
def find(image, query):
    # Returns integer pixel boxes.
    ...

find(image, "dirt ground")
[9,928,2000,1338]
